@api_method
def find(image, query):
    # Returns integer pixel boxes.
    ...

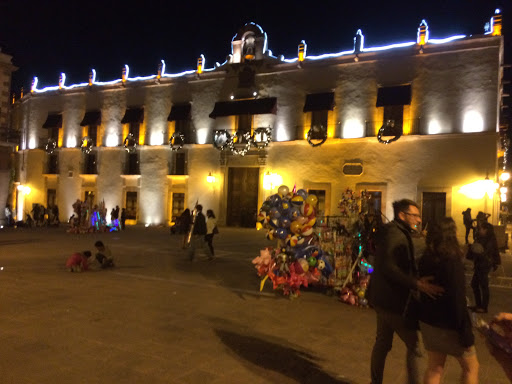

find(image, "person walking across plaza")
[179,208,192,249]
[205,209,218,260]
[469,222,501,314]
[462,208,474,244]
[366,198,444,384]
[188,204,207,261]
[418,218,479,384]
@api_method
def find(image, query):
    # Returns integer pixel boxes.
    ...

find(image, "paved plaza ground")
[0,225,511,383]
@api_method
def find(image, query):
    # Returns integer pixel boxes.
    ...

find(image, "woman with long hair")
[470,221,501,314]
[205,209,217,260]
[418,217,479,384]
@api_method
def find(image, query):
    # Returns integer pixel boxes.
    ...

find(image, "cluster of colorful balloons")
[340,274,370,307]
[254,185,335,295]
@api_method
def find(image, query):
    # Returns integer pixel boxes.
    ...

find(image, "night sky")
[0,0,510,95]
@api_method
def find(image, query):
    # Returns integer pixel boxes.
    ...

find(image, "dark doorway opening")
[422,192,446,231]
[227,167,259,227]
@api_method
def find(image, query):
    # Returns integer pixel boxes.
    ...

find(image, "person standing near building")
[418,218,478,384]
[188,204,206,262]
[205,209,217,260]
[179,208,192,249]
[462,208,474,244]
[120,208,126,230]
[366,199,444,384]
[4,204,13,227]
[469,222,501,314]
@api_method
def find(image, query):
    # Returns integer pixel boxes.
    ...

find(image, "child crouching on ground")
[66,251,92,272]
[94,241,115,268]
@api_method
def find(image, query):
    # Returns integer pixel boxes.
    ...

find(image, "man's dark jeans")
[370,309,421,384]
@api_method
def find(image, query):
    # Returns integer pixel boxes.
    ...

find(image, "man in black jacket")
[367,199,443,384]
[188,204,207,261]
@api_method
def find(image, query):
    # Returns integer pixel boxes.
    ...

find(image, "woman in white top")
[205,209,217,260]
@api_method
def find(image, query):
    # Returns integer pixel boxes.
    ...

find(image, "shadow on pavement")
[214,328,353,384]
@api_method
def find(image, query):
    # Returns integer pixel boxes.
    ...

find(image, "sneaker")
[474,307,487,314]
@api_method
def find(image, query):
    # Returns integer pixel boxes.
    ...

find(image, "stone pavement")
[0,226,511,384]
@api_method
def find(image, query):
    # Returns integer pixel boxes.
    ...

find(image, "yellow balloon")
[290,221,302,234]
[305,194,318,207]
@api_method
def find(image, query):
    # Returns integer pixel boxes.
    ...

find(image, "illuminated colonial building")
[9,10,507,231]
[0,48,17,226]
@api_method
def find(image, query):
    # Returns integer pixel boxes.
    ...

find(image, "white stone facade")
[10,22,505,232]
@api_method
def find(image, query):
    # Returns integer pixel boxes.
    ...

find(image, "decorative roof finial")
[492,9,502,36]
[298,40,307,62]
[354,29,364,54]
[417,20,429,46]
[197,54,205,75]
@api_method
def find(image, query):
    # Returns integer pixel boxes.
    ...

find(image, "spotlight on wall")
[17,185,31,195]
[500,172,510,182]
[206,172,215,183]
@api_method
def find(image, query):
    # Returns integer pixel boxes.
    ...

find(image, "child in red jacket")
[66,251,92,272]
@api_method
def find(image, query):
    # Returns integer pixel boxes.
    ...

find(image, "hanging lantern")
[230,131,252,156]
[124,133,137,153]
[45,138,57,154]
[307,125,327,147]
[169,132,185,151]
[213,130,231,151]
[81,136,93,154]
[252,127,272,149]
[377,120,402,144]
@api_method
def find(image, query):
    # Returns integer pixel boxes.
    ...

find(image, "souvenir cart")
[251,186,378,305]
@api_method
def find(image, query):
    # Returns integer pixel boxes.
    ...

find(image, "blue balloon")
[289,207,300,220]
[275,227,289,240]
[269,194,282,207]
[269,207,281,219]
[319,255,334,276]
[280,217,291,228]
[268,218,279,228]
[296,189,308,200]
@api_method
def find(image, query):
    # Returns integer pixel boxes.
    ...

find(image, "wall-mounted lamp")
[206,172,215,183]
[17,185,31,195]
[500,172,510,182]
[263,171,282,191]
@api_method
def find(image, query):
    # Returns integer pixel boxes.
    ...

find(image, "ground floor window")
[84,191,95,205]
[47,189,56,208]
[126,191,138,220]
[307,189,326,216]
[171,192,185,220]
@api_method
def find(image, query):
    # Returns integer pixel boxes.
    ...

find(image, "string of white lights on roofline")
[27,8,503,94]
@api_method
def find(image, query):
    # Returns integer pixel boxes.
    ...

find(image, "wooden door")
[227,167,259,227]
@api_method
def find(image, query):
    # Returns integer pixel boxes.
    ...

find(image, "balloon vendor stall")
[252,186,380,306]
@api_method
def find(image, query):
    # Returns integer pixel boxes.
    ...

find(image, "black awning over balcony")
[80,110,102,126]
[376,85,412,107]
[167,103,191,121]
[121,108,144,124]
[42,114,62,129]
[303,92,335,112]
[209,97,277,118]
